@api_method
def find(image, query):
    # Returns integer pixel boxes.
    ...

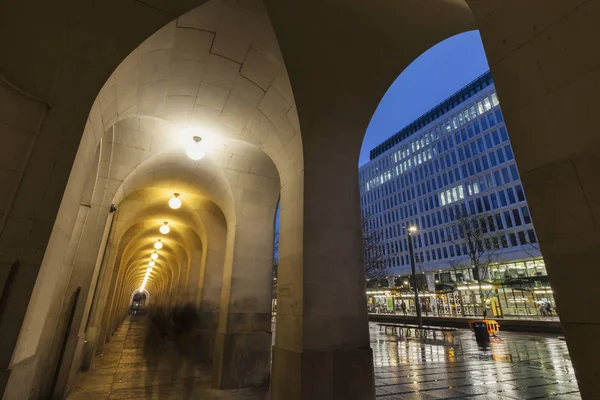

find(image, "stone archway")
[1,0,599,399]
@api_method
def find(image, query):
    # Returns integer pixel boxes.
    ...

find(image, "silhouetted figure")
[400,301,407,316]
[169,303,200,399]
[145,307,168,398]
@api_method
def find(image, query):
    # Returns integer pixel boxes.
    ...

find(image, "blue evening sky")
[359,31,490,167]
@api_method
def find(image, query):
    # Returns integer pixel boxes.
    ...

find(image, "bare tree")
[413,253,429,292]
[520,237,543,260]
[447,211,506,318]
[448,258,469,316]
[362,213,388,287]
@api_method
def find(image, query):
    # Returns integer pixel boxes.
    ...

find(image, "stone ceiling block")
[196,82,230,111]
[138,49,172,85]
[250,18,283,64]
[139,20,176,54]
[241,48,279,90]
[212,4,260,63]
[137,80,167,117]
[164,94,196,122]
[173,27,214,62]
[169,58,206,83]
[258,86,295,142]
[203,54,241,90]
[167,78,201,97]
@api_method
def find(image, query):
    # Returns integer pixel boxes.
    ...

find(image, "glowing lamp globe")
[169,193,182,209]
[160,221,170,234]
[151,252,158,260]
[148,261,155,267]
[186,136,205,160]
[147,267,153,273]
[154,239,163,250]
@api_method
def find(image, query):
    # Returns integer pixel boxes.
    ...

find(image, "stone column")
[271,117,375,400]
[212,216,275,389]
[469,1,600,397]
[195,206,227,363]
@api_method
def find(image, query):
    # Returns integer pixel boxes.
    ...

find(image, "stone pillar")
[212,216,274,389]
[195,206,227,363]
[81,216,124,368]
[271,117,375,400]
[469,1,600,397]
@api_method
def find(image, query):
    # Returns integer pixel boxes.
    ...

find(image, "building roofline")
[369,70,493,161]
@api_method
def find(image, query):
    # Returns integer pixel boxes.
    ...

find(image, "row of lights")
[140,266,152,291]
[144,221,172,287]
[140,171,195,291]
[136,128,196,292]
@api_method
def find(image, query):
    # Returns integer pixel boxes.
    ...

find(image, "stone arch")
[129,289,150,307]
[2,0,599,399]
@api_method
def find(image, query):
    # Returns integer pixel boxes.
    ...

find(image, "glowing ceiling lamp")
[148,261,155,267]
[154,239,163,250]
[186,136,205,160]
[147,267,153,273]
[169,193,182,209]
[151,251,158,260]
[159,221,170,234]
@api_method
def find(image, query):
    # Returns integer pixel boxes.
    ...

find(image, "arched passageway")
[0,1,599,399]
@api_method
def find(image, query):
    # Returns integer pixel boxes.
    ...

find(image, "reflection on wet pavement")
[370,322,581,399]
[68,318,580,399]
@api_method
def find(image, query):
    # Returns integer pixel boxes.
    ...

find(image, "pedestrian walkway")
[67,318,580,399]
[371,323,581,399]
[66,316,268,399]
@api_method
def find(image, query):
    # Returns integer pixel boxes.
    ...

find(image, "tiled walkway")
[67,316,268,399]
[67,318,580,399]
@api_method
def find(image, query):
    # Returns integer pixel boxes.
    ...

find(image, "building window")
[492,130,500,145]
[509,232,518,247]
[495,109,503,122]
[515,185,525,202]
[522,206,532,224]
[483,97,492,111]
[510,165,519,181]
[527,229,537,243]
[518,231,527,245]
[504,211,513,228]
[500,127,509,142]
[504,145,514,160]
[491,92,500,107]
[513,209,522,226]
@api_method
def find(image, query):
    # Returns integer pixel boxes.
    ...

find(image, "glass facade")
[360,72,556,318]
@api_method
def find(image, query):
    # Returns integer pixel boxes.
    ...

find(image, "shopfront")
[366,258,558,318]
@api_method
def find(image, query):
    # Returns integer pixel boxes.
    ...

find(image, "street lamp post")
[405,225,423,328]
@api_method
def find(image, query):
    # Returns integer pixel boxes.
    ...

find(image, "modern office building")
[359,72,554,317]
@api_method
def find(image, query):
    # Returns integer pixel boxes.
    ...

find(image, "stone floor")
[67,318,580,399]
[371,324,581,399]
[66,316,268,399]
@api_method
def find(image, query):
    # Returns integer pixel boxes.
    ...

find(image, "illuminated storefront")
[367,258,557,318]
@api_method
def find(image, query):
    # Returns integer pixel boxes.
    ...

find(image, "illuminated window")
[491,92,500,107]
[477,101,484,115]
[470,105,477,119]
[483,97,492,111]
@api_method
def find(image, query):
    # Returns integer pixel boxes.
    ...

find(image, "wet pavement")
[371,323,581,399]
[67,316,268,399]
[67,318,580,399]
